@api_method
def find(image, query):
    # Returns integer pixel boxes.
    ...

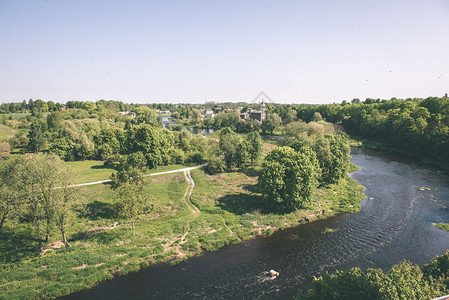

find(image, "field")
[0,124,15,143]
[0,139,365,299]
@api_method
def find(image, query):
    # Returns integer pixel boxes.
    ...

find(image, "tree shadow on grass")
[217,182,289,215]
[217,193,265,215]
[76,200,116,220]
[71,228,123,245]
[242,167,259,178]
[242,183,260,194]
[0,226,37,264]
[91,164,116,170]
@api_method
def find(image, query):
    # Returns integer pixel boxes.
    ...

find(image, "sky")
[1,0,448,104]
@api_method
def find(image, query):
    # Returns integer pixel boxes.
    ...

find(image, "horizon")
[1,0,448,104]
[0,93,446,107]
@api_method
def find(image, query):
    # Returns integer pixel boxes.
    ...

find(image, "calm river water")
[63,148,449,299]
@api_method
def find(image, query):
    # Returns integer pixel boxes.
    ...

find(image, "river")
[62,148,449,299]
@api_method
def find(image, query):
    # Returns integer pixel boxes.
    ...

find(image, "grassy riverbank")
[0,163,364,299]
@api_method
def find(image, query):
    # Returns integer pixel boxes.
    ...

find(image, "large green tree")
[14,154,76,251]
[27,120,46,152]
[291,134,350,184]
[126,124,174,168]
[0,157,26,231]
[259,146,319,211]
[218,128,243,168]
[261,113,282,134]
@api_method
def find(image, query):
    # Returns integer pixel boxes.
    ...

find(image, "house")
[249,110,266,122]
[118,111,136,117]
[203,109,215,118]
[240,113,249,119]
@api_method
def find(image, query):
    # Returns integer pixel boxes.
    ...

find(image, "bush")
[186,151,206,163]
[168,148,185,164]
[205,158,225,174]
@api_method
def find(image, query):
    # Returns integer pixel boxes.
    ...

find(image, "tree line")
[288,96,449,163]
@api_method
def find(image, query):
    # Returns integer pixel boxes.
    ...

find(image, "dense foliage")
[296,250,449,300]
[291,97,449,163]
[1,154,76,251]
[259,147,319,211]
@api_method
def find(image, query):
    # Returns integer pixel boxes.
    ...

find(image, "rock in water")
[269,270,279,277]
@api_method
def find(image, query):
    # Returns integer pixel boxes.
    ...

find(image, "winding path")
[67,163,208,188]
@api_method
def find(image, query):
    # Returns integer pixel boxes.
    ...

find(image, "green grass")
[1,112,51,120]
[0,163,365,299]
[2,112,31,119]
[66,160,117,184]
[0,124,15,142]
[434,223,449,231]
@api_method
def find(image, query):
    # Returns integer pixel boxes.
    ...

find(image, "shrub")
[205,158,225,174]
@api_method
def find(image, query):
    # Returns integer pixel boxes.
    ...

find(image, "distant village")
[152,101,268,122]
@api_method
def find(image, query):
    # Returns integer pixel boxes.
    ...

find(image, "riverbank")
[0,164,364,299]
[349,136,449,171]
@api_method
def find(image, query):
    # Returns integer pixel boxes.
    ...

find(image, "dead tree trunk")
[46,218,51,243]
[62,231,70,247]
[0,213,7,232]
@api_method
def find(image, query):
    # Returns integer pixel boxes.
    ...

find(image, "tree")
[27,120,46,152]
[14,154,76,252]
[134,106,159,126]
[235,140,249,167]
[126,124,174,168]
[111,152,150,236]
[246,131,263,165]
[53,164,77,247]
[114,182,146,236]
[259,147,319,211]
[312,112,323,122]
[293,134,350,184]
[47,112,64,131]
[284,108,298,124]
[324,135,350,184]
[205,157,225,174]
[191,108,202,123]
[218,128,242,168]
[111,152,148,188]
[261,113,282,134]
[0,157,26,231]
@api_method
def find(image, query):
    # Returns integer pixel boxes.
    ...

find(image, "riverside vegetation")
[0,97,448,299]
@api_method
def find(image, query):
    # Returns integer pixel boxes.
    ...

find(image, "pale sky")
[1,0,448,104]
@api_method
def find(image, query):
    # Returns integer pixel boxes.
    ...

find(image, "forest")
[0,96,448,298]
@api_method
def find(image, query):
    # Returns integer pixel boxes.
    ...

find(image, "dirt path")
[66,163,208,188]
[221,216,241,241]
[183,170,200,215]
